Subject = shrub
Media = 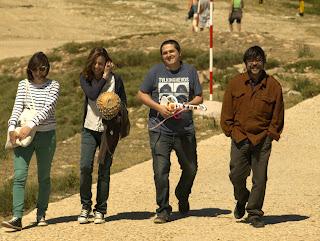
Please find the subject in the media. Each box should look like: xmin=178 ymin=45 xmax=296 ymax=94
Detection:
xmin=213 ymin=51 xmax=243 ymax=69
xmin=297 ymin=44 xmax=314 ymax=58
xmin=62 ymin=42 xmax=85 ymax=54
xmin=0 ymin=170 xmax=81 ymax=218
xmin=184 ymin=50 xmax=243 ymax=70
xmin=285 ymin=59 xmax=320 ymax=72
xmin=51 ymin=169 xmax=79 ymax=195
xmin=265 ymin=58 xmax=281 ymax=69
xmin=47 ymin=53 xmax=62 ymax=62
xmin=0 ymin=179 xmax=13 ymax=217
xmin=293 ymin=79 xmax=320 ymax=99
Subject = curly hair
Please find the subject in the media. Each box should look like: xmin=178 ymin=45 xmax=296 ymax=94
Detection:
xmin=81 ymin=47 xmax=112 ymax=81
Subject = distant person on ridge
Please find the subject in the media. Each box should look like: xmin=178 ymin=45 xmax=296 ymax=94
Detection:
xmin=229 ymin=0 xmax=244 ymax=32
xmin=137 ymin=39 xmax=203 ymax=224
xmin=198 ymin=0 xmax=211 ymax=31
xmin=191 ymin=0 xmax=212 ymax=32
xmin=299 ymin=0 xmax=304 ymax=17
xmin=186 ymin=0 xmax=197 ymax=20
xmin=220 ymin=46 xmax=284 ymax=228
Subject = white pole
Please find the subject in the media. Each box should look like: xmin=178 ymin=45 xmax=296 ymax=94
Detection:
xmin=209 ymin=0 xmax=213 ymax=101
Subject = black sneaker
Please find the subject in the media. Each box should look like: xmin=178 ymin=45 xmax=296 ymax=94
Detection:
xmin=234 ymin=202 xmax=246 ymax=219
xmin=1 ymin=217 xmax=22 ymax=231
xmin=154 ymin=212 xmax=170 ymax=224
xmin=246 ymin=215 xmax=265 ymax=228
xmin=178 ymin=200 xmax=190 ymax=215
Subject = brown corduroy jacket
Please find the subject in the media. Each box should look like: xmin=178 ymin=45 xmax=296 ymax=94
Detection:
xmin=220 ymin=72 xmax=284 ymax=146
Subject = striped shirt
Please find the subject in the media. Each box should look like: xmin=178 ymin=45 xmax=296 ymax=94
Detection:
xmin=8 ymin=79 xmax=60 ymax=132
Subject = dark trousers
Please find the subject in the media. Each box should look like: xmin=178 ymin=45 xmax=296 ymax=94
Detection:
xmin=80 ymin=128 xmax=112 ymax=214
xmin=149 ymin=131 xmax=198 ymax=214
xmin=229 ymin=137 xmax=272 ymax=216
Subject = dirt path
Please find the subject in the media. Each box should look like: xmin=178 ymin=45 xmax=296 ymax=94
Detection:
xmin=1 ymin=1 xmax=320 ymax=240
xmin=1 ymin=94 xmax=320 ymax=241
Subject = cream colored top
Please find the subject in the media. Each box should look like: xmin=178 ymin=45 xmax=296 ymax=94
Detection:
xmin=84 ymin=75 xmax=115 ymax=132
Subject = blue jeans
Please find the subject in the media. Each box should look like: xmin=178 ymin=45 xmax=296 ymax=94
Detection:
xmin=149 ymin=131 xmax=198 ymax=214
xmin=80 ymin=128 xmax=112 ymax=214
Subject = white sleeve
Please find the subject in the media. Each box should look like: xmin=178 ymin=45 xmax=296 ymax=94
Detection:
xmin=8 ymin=80 xmax=26 ymax=130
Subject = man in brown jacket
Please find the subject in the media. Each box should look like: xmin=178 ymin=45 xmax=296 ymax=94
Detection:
xmin=220 ymin=46 xmax=284 ymax=228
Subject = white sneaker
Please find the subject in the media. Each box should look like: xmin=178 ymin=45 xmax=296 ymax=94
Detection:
xmin=78 ymin=209 xmax=90 ymax=224
xmin=94 ymin=211 xmax=105 ymax=224
xmin=36 ymin=216 xmax=48 ymax=226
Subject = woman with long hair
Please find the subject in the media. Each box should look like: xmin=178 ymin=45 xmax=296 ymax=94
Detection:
xmin=78 ymin=47 xmax=127 ymax=224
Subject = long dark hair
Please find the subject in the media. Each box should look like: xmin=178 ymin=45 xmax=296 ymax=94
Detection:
xmin=81 ymin=47 xmax=112 ymax=81
xmin=26 ymin=52 xmax=50 ymax=81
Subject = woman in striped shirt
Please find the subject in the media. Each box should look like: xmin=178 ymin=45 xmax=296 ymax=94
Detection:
xmin=1 ymin=52 xmax=60 ymax=231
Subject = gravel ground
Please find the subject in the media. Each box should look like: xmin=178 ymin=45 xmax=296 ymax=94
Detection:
xmin=1 ymin=95 xmax=319 ymax=241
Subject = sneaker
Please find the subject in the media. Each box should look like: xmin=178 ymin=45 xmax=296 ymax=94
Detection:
xmin=234 ymin=202 xmax=246 ymax=219
xmin=246 ymin=215 xmax=265 ymax=228
xmin=36 ymin=215 xmax=48 ymax=226
xmin=154 ymin=212 xmax=170 ymax=224
xmin=1 ymin=217 xmax=22 ymax=231
xmin=78 ymin=209 xmax=90 ymax=224
xmin=94 ymin=211 xmax=105 ymax=224
xmin=178 ymin=200 xmax=190 ymax=215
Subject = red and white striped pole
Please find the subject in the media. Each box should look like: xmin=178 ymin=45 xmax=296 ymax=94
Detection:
xmin=209 ymin=0 xmax=214 ymax=101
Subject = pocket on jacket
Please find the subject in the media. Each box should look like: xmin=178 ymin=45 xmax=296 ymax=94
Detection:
xmin=255 ymin=95 xmax=274 ymax=115
xmin=232 ymin=91 xmax=245 ymax=113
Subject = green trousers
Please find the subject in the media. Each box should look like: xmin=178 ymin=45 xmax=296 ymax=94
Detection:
xmin=12 ymin=130 xmax=56 ymax=218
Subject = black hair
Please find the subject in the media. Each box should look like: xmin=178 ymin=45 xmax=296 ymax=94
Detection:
xmin=160 ymin=39 xmax=181 ymax=55
xmin=26 ymin=52 xmax=50 ymax=80
xmin=243 ymin=46 xmax=266 ymax=64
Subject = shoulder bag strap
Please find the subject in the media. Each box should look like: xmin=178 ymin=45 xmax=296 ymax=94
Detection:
xmin=25 ymin=79 xmax=36 ymax=111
